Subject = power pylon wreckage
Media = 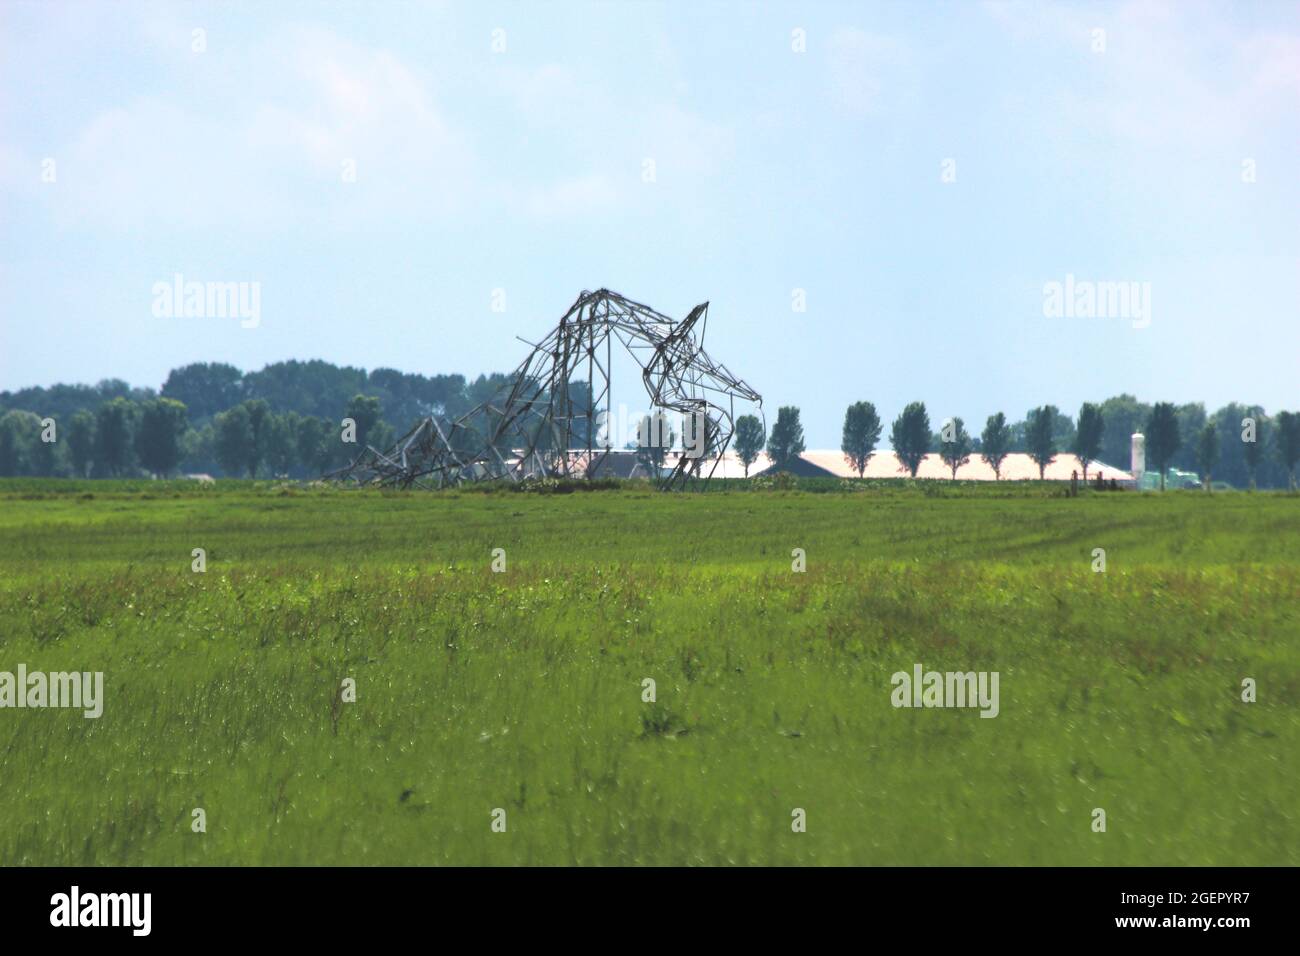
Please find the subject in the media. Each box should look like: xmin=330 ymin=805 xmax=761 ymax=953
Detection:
xmin=327 ymin=289 xmax=763 ymax=490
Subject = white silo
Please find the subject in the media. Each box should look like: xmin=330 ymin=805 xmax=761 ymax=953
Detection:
xmin=1130 ymin=432 xmax=1145 ymax=481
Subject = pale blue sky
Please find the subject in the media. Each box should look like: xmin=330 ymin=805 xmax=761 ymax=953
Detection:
xmin=2 ymin=0 xmax=1296 ymax=445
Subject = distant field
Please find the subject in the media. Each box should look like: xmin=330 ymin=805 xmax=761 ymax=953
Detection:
xmin=0 ymin=478 xmax=1296 ymax=865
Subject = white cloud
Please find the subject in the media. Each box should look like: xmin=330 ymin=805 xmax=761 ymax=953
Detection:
xmin=35 ymin=24 xmax=474 ymax=232
xmin=491 ymin=60 xmax=734 ymax=209
xmin=53 ymin=98 xmax=280 ymax=231
xmin=8 ymin=17 xmax=740 ymax=232
xmin=983 ymin=0 xmax=1300 ymax=147
xmin=1242 ymin=33 xmax=1300 ymax=102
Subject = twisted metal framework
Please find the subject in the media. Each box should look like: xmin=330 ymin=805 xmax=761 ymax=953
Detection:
xmin=328 ymin=289 xmax=763 ymax=490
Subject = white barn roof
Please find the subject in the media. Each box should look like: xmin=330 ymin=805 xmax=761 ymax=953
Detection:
xmin=669 ymin=450 xmax=1132 ymax=482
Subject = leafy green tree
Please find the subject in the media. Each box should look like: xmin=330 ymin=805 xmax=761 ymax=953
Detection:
xmin=246 ymin=360 xmax=367 ymax=421
xmin=0 ymin=383 xmax=102 ymax=427
xmin=980 ymin=412 xmax=1011 ymax=480
xmin=345 ymin=394 xmax=383 ymax=450
xmin=733 ymin=415 xmax=765 ymax=477
xmin=1073 ymin=402 xmax=1104 ymax=480
xmin=1026 ymin=405 xmax=1058 ymax=480
xmin=1098 ymin=394 xmax=1150 ymax=469
xmin=841 ymin=401 xmax=881 ymax=477
xmin=180 ymin=422 xmax=216 ymax=476
xmin=135 ymin=397 xmax=189 ymax=477
xmin=0 ymin=411 xmax=30 ymax=476
xmin=265 ymin=412 xmax=300 ymax=477
xmin=243 ymin=399 xmax=273 ymax=476
xmin=766 ymin=406 xmax=806 ymax=470
xmin=1195 ymin=422 xmax=1219 ymax=491
xmin=413 ymin=373 xmax=469 ymax=420
xmin=369 ymin=420 xmax=396 ymax=457
xmin=32 ymin=416 xmax=58 ymax=476
xmin=890 ymin=401 xmax=930 ymax=477
xmin=214 ymin=405 xmax=253 ymax=477
xmin=1208 ymin=403 xmax=1258 ymax=489
xmin=95 ymin=397 xmax=137 ymax=476
xmin=1275 ymin=410 xmax=1300 ymax=491
xmin=1172 ymin=403 xmax=1207 ymax=472
xmin=368 ymin=367 xmax=426 ymax=431
xmin=1011 ymin=406 xmax=1074 ymax=458
xmin=636 ymin=412 xmax=675 ymax=473
xmin=938 ymin=416 xmax=972 ymax=479
xmin=160 ymin=362 xmax=244 ymax=422
xmin=1241 ymin=411 xmax=1267 ymax=490
xmin=67 ymin=411 xmax=96 ymax=477
xmin=1145 ymin=402 xmax=1181 ymax=491
xmin=296 ymin=416 xmax=335 ymax=475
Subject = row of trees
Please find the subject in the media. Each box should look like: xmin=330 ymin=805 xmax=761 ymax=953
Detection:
xmin=0 ymin=394 xmax=399 ymax=479
xmin=0 ymin=398 xmax=189 ymax=479
xmin=0 ymin=361 xmax=604 ymax=479
xmin=726 ymin=401 xmax=1300 ymax=490
xmin=4 ymin=360 xmax=1297 ymax=487
xmin=0 ymin=361 xmax=497 ymax=434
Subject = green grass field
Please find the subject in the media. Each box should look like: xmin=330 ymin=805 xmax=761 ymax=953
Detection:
xmin=1 ymin=479 xmax=1296 ymax=865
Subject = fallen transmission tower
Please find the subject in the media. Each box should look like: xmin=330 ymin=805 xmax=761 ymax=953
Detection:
xmin=327 ymin=288 xmax=763 ymax=490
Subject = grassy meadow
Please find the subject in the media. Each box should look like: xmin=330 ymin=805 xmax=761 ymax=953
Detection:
xmin=0 ymin=478 xmax=1296 ymax=865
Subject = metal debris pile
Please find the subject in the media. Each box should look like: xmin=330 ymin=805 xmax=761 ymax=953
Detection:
xmin=328 ymin=289 xmax=762 ymax=490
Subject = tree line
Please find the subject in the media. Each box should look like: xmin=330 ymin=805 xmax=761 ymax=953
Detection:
xmin=729 ymin=400 xmax=1300 ymax=490
xmin=0 ymin=360 xmax=603 ymax=479
xmin=2 ymin=361 xmax=1296 ymax=488
xmin=0 ymin=393 xmax=396 ymax=480
xmin=0 ymin=360 xmax=503 ymax=479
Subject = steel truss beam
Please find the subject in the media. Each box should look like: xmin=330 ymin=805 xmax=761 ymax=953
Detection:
xmin=326 ymin=289 xmax=763 ymax=490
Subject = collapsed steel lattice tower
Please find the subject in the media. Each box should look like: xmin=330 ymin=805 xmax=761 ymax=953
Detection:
xmin=328 ymin=288 xmax=763 ymax=490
